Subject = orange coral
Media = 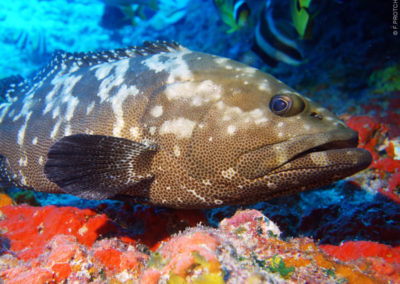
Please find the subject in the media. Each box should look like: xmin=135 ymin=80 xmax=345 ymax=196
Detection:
xmin=0 ymin=193 xmax=12 ymax=207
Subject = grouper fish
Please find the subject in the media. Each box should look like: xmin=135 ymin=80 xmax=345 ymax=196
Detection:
xmin=0 ymin=42 xmax=372 ymax=209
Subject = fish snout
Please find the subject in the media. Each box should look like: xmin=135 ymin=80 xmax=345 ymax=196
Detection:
xmin=236 ymin=127 xmax=371 ymax=181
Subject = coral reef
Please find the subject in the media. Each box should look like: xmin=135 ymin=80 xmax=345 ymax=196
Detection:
xmin=346 ymin=114 xmax=400 ymax=203
xmin=1 ymin=206 xmax=399 ymax=283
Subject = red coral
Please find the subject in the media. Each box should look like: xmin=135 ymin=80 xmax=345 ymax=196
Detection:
xmin=346 ymin=115 xmax=387 ymax=161
xmin=92 ymin=239 xmax=148 ymax=273
xmin=346 ymin=115 xmax=400 ymax=202
xmin=320 ymin=241 xmax=400 ymax=264
xmin=0 ymin=205 xmax=117 ymax=260
xmin=373 ymin=157 xmax=400 ymax=174
xmin=320 ymin=241 xmax=400 ymax=282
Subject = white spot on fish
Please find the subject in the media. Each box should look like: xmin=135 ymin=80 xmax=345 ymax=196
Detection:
xmin=68 ymin=64 xmax=79 ymax=73
xmin=277 ymin=122 xmax=284 ymax=127
xmin=20 ymin=176 xmax=27 ymax=186
xmin=173 ymin=145 xmax=181 ymax=157
xmin=214 ymin=199 xmax=223 ymax=205
xmin=221 ymin=168 xmax=237 ymax=179
xmin=220 ymin=103 xmax=268 ymax=125
xmin=86 ymin=101 xmax=95 ymax=115
xmin=64 ymin=124 xmax=72 ymax=136
xmin=41 ymin=74 xmax=82 ymax=129
xmin=38 ymin=156 xmax=44 ymax=166
xmin=129 ymin=127 xmax=141 ymax=140
xmin=50 ymin=119 xmax=62 ymax=139
xmin=202 ymin=179 xmax=212 ymax=186
xmin=17 ymin=112 xmax=32 ymax=146
xmin=149 ymin=126 xmax=157 ymax=136
xmin=258 ymin=80 xmax=270 ymax=91
xmin=52 ymin=105 xmax=60 ymax=119
xmin=243 ymin=67 xmax=256 ymax=74
xmin=227 ymin=125 xmax=236 ymax=135
xmin=64 ymin=96 xmax=79 ymax=122
xmin=249 ymin=109 xmax=268 ymax=124
xmin=93 ymin=62 xmax=117 ymax=80
xmin=214 ymin=57 xmax=228 ymax=65
xmin=165 ymin=80 xmax=222 ymax=106
xmin=32 ymin=137 xmax=38 ymax=145
xmin=187 ymin=189 xmax=206 ymax=202
xmin=142 ymin=49 xmax=192 ymax=84
xmin=13 ymin=88 xmax=35 ymax=122
xmin=95 ymin=59 xmax=130 ymax=103
xmin=159 ymin=117 xmax=196 ymax=139
xmin=0 ymin=103 xmax=11 ymax=123
xmin=150 ymin=105 xmax=163 ymax=118
xmin=18 ymin=156 xmax=28 ymax=167
xmin=109 ymin=84 xmax=139 ymax=137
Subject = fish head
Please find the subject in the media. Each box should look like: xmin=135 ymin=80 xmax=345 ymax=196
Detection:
xmin=186 ymin=59 xmax=372 ymax=204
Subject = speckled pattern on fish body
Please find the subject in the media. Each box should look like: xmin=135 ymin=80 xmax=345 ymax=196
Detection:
xmin=0 ymin=42 xmax=371 ymax=208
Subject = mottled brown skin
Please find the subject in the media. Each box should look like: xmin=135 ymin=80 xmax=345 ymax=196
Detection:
xmin=0 ymin=43 xmax=372 ymax=208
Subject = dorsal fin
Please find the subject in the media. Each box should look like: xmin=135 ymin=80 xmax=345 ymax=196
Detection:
xmin=1 ymin=41 xmax=185 ymax=102
xmin=0 ymin=75 xmax=27 ymax=103
xmin=31 ymin=41 xmax=184 ymax=84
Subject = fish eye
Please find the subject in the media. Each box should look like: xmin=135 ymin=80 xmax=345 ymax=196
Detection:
xmin=269 ymin=93 xmax=305 ymax=117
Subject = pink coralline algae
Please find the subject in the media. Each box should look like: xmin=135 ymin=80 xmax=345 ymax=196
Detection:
xmin=0 ymin=205 xmax=399 ymax=283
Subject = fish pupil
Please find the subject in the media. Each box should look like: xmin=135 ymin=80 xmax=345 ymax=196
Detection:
xmin=271 ymin=97 xmax=288 ymax=113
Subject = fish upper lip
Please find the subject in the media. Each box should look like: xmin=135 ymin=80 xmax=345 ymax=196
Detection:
xmin=289 ymin=131 xmax=359 ymax=160
xmin=237 ymin=128 xmax=361 ymax=180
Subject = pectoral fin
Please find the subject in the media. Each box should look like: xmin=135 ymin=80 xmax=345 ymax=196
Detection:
xmin=44 ymin=134 xmax=158 ymax=200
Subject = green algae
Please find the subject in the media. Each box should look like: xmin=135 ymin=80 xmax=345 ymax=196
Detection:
xmin=268 ymin=254 xmax=295 ymax=278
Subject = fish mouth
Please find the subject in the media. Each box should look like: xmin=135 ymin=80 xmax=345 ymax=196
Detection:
xmin=237 ymin=129 xmax=372 ymax=180
xmin=285 ymin=135 xmax=359 ymax=162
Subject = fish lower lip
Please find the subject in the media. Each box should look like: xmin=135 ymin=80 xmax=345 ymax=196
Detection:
xmin=276 ymin=147 xmax=372 ymax=173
